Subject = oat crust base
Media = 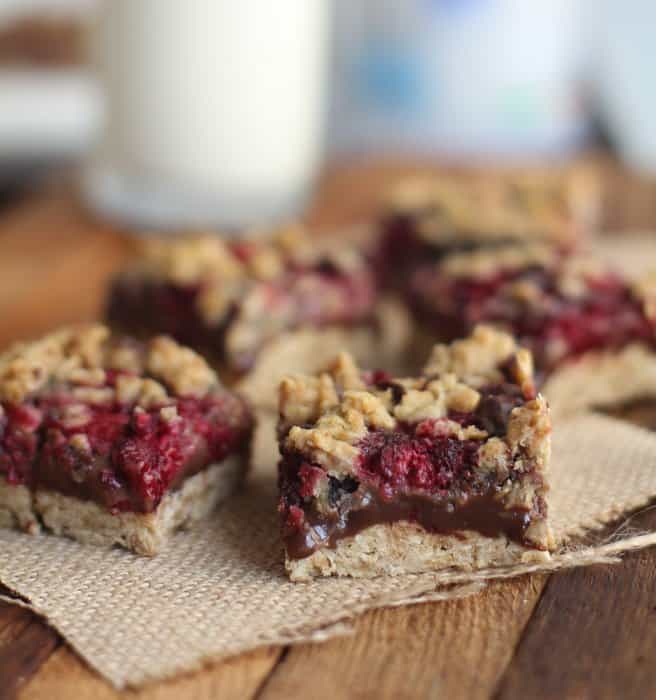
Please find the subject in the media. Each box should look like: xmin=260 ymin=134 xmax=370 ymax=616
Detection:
xmin=286 ymin=520 xmax=550 ymax=581
xmin=0 ymin=479 xmax=39 ymax=534
xmin=0 ymin=454 xmax=245 ymax=555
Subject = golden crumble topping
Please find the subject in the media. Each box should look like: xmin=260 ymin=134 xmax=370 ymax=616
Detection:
xmin=58 ymin=403 xmax=92 ymax=429
xmin=0 ymin=324 xmax=219 ymax=404
xmin=68 ymin=433 xmax=92 ymax=455
xmin=506 ymin=396 xmax=551 ymax=466
xmin=434 ymin=242 xmax=610 ymax=300
xmin=506 ymin=349 xmax=535 ymax=398
xmin=278 ymin=352 xmax=366 ymax=428
xmin=0 ymin=325 xmax=109 ymax=403
xmin=139 ymin=236 xmax=245 ymax=286
xmin=423 ymin=325 xmax=518 ymax=387
xmin=439 ymin=243 xmax=556 ymax=279
xmin=279 ymin=326 xmax=546 ymax=481
xmin=555 ymin=254 xmax=609 ymax=298
xmin=633 ymin=270 xmax=656 ymax=322
xmin=431 ymin=245 xmax=656 ymax=330
xmin=145 ymin=336 xmax=217 ymax=398
xmin=385 ymin=165 xmax=598 ymax=246
xmin=125 ymin=226 xmax=369 ymax=326
xmin=329 ymin=352 xmax=366 ymax=392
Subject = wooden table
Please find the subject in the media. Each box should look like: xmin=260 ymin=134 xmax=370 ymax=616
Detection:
xmin=0 ymin=171 xmax=655 ymax=700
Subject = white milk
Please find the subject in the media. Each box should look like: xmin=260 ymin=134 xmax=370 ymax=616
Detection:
xmin=84 ymin=0 xmax=329 ymax=230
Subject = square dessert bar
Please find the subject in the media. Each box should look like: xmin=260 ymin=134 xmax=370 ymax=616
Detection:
xmin=378 ymin=166 xmax=599 ymax=284
xmin=0 ymin=325 xmax=253 ymax=555
xmin=106 ymin=226 xmax=409 ymax=408
xmin=277 ymin=326 xmax=552 ymax=580
xmin=408 ymin=243 xmax=656 ymax=417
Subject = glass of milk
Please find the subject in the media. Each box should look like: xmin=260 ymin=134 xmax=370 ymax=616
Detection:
xmin=83 ymin=0 xmax=329 ymax=231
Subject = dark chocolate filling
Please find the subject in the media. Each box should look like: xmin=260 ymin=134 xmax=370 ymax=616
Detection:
xmin=284 ymin=484 xmax=536 ymax=560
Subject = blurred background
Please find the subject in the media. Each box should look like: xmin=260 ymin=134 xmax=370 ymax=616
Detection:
xmin=1 ymin=0 xmax=656 ymax=231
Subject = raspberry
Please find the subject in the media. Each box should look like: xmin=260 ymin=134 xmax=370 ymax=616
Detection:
xmin=356 ymin=428 xmax=480 ymax=498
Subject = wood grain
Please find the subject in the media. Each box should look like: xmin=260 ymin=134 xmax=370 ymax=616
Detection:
xmin=0 ymin=603 xmax=33 ymax=649
xmin=258 ymin=577 xmax=547 ymax=700
xmin=19 ymin=646 xmax=282 ymax=700
xmin=0 ymin=185 xmax=130 ymax=348
xmin=0 ymin=603 xmax=59 ymax=700
xmin=496 ymin=508 xmax=656 ymax=700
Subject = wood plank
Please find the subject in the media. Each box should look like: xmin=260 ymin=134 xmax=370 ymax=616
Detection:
xmin=0 ymin=603 xmax=33 ymax=649
xmin=19 ymin=645 xmax=282 ymax=700
xmin=0 ymin=612 xmax=59 ymax=700
xmin=258 ymin=576 xmax=547 ymax=700
xmin=496 ymin=507 xmax=656 ymax=700
xmin=0 ymin=188 xmax=131 ymax=348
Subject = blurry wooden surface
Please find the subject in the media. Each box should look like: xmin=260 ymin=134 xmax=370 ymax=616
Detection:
xmin=0 ymin=170 xmax=655 ymax=700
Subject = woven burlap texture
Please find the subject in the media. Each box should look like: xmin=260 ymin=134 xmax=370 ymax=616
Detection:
xmin=2 ymin=412 xmax=656 ymax=688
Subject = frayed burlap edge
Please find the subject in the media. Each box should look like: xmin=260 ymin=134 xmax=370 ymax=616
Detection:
xmin=0 ymin=582 xmax=485 ymax=688
xmin=3 ymin=529 xmax=656 ymax=690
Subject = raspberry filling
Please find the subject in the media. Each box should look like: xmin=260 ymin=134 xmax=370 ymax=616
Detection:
xmin=355 ymin=428 xmax=481 ymax=500
xmin=279 ymin=385 xmax=541 ymax=560
xmin=0 ymin=375 xmax=252 ymax=513
xmin=410 ymin=265 xmax=656 ymax=373
xmin=107 ymin=262 xmax=378 ymax=372
xmin=0 ymin=403 xmax=42 ymax=485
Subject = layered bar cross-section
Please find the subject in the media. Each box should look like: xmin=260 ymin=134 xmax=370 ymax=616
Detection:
xmin=408 ymin=243 xmax=656 ymax=416
xmin=0 ymin=324 xmax=253 ymax=554
xmin=107 ymin=226 xmax=409 ymax=408
xmin=277 ymin=326 xmax=552 ymax=580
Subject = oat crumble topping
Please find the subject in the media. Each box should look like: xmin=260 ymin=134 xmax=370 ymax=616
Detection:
xmin=415 ymin=245 xmax=656 ymax=360
xmin=140 ymin=235 xmax=245 ymax=286
xmin=0 ymin=324 xmax=219 ymax=403
xmin=385 ymin=166 xmax=598 ymax=245
xmin=125 ymin=226 xmax=370 ymax=327
xmin=69 ymin=433 xmax=91 ymax=455
xmin=634 ymin=271 xmax=656 ymax=322
xmin=280 ymin=326 xmax=546 ymax=480
xmin=432 ymin=243 xmax=611 ymax=303
xmin=145 ymin=336 xmax=217 ymax=398
xmin=439 ymin=243 xmax=556 ymax=279
xmin=423 ymin=325 xmax=518 ymax=386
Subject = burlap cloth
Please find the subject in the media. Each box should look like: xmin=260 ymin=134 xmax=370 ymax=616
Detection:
xmin=2 ymin=412 xmax=656 ymax=689
xmin=1 ymin=235 xmax=656 ymax=689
